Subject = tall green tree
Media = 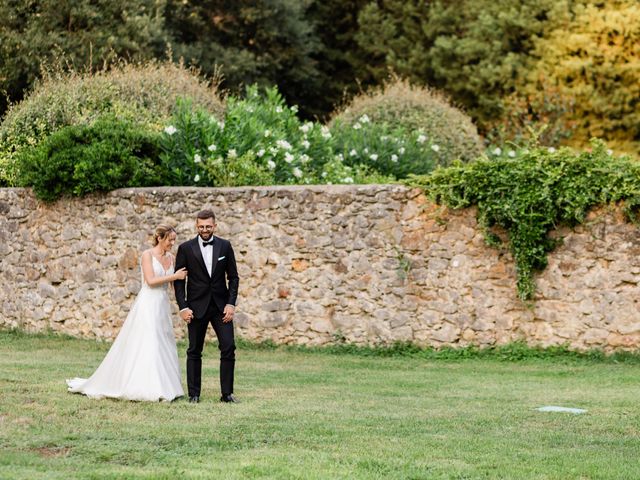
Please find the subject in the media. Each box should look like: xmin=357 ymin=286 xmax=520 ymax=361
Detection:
xmin=306 ymin=0 xmax=372 ymax=119
xmin=520 ymin=0 xmax=640 ymax=155
xmin=0 ymin=0 xmax=167 ymax=118
xmin=164 ymin=0 xmax=324 ymax=118
xmin=355 ymin=0 xmax=575 ymax=127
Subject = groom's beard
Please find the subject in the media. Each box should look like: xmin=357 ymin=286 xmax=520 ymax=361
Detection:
xmin=199 ymin=232 xmax=213 ymax=241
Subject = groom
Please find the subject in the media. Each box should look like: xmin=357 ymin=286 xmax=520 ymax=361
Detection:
xmin=174 ymin=209 xmax=240 ymax=404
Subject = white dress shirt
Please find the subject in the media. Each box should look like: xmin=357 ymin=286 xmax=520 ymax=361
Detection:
xmin=199 ymin=236 xmax=213 ymax=276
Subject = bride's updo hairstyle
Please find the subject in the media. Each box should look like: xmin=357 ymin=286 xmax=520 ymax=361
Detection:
xmin=153 ymin=224 xmax=176 ymax=246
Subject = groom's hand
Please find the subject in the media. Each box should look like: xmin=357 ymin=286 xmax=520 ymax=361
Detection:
xmin=222 ymin=304 xmax=235 ymax=323
xmin=180 ymin=308 xmax=194 ymax=324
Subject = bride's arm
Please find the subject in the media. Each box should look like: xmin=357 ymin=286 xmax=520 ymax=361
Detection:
xmin=141 ymin=251 xmax=184 ymax=286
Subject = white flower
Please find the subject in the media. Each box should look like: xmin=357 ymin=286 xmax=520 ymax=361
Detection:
xmin=194 ymin=154 xmax=202 ymax=163
xmin=431 ymin=144 xmax=441 ymax=153
xmin=391 ymin=154 xmax=399 ymax=163
xmin=337 ymin=153 xmax=344 ymax=161
xmin=193 ymin=174 xmax=200 ymax=182
xmin=292 ymin=167 xmax=302 ymax=178
xmin=399 ymin=147 xmax=406 ymax=155
xmin=381 ymin=136 xmax=388 ymax=141
xmin=164 ymin=125 xmax=177 ymax=135
xmin=321 ymin=126 xmax=332 ymax=139
xmin=284 ymin=152 xmax=295 ymax=163
xmin=352 ymin=123 xmax=362 ymax=130
xmin=218 ymin=121 xmax=225 ymax=130
xmin=257 ymin=149 xmax=265 ymax=158
xmin=228 ymin=149 xmax=237 ymax=159
xmin=349 ymin=149 xmax=358 ymax=157
xmin=492 ymin=147 xmax=502 ymax=156
xmin=321 ymin=171 xmax=327 ymax=178
xmin=269 ymin=146 xmax=279 ymax=155
xmin=299 ymin=123 xmax=313 ymax=134
xmin=291 ymin=105 xmax=299 ymax=113
xmin=343 ymin=177 xmax=354 ymax=184
xmin=359 ymin=114 xmax=370 ymax=124
xmin=275 ymin=106 xmax=283 ymax=113
xmin=208 ymin=144 xmax=217 ymax=152
xmin=508 ymin=150 xmax=516 ymax=158
xmin=246 ymin=106 xmax=254 ymax=113
xmin=229 ymin=171 xmax=236 ymax=178
xmin=370 ymin=154 xmax=379 ymax=161
xmin=364 ymin=148 xmax=369 ymax=154
xmin=264 ymin=130 xmax=271 ymax=138
xmin=548 ymin=147 xmax=556 ymax=153
xmin=417 ymin=134 xmax=427 ymax=144
xmin=276 ymin=139 xmax=292 ymax=151
xmin=301 ymin=140 xmax=311 ymax=149
xmin=607 ymin=149 xmax=613 ymax=156
xmin=267 ymin=160 xmax=276 ymax=170
xmin=300 ymin=154 xmax=310 ymax=163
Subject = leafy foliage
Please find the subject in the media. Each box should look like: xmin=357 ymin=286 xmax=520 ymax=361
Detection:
xmin=484 ymin=83 xmax=577 ymax=148
xmin=0 ymin=61 xmax=223 ymax=186
xmin=159 ymin=87 xmax=391 ymax=187
xmin=331 ymin=78 xmax=483 ymax=173
xmin=164 ymin=0 xmax=325 ymax=119
xmin=0 ymin=0 xmax=166 ymax=116
xmin=409 ymin=140 xmax=640 ymax=299
xmin=16 ymin=116 xmax=161 ymax=201
xmin=519 ymin=0 xmax=640 ymax=156
xmin=306 ymin=0 xmax=373 ymax=120
xmin=355 ymin=0 xmax=571 ymax=127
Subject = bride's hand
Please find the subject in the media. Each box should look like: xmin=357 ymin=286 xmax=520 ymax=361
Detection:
xmin=174 ymin=267 xmax=188 ymax=280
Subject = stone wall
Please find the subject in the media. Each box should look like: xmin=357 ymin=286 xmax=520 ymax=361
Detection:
xmin=1 ymin=186 xmax=639 ymax=350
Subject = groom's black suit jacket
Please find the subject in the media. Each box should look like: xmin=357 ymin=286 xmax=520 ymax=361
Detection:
xmin=174 ymin=235 xmax=239 ymax=318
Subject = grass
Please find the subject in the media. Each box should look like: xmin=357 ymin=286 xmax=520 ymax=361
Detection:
xmin=1 ymin=330 xmax=640 ymax=479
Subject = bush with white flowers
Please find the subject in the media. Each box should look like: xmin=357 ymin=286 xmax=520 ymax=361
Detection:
xmin=159 ymin=85 xmax=389 ymax=186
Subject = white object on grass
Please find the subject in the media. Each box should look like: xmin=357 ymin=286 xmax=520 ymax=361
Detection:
xmin=536 ymin=406 xmax=587 ymax=414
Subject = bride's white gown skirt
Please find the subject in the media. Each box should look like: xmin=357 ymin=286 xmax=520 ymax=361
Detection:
xmin=67 ymin=278 xmax=184 ymax=402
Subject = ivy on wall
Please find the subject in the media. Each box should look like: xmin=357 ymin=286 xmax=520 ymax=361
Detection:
xmin=408 ymin=141 xmax=640 ymax=299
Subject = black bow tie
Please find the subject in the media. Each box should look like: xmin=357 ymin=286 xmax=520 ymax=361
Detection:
xmin=202 ymin=240 xmax=214 ymax=247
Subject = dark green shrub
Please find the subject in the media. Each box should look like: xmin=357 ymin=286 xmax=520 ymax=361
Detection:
xmin=17 ymin=116 xmax=162 ymax=201
xmin=330 ymin=79 xmax=483 ymax=177
xmin=409 ymin=140 xmax=640 ymax=300
xmin=0 ymin=61 xmax=224 ymax=186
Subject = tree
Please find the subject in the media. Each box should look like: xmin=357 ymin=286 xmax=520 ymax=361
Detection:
xmin=306 ymin=0 xmax=372 ymax=119
xmin=0 ymin=0 xmax=167 ymax=118
xmin=520 ymin=0 xmax=640 ymax=155
xmin=355 ymin=0 xmax=573 ymax=128
xmin=164 ymin=0 xmax=324 ymax=118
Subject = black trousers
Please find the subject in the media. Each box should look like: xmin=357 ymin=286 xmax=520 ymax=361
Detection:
xmin=186 ymin=301 xmax=235 ymax=397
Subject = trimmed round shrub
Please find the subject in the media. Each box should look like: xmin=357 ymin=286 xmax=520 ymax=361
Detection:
xmin=17 ymin=116 xmax=162 ymax=202
xmin=0 ymin=61 xmax=224 ymax=186
xmin=329 ymin=78 xmax=483 ymax=174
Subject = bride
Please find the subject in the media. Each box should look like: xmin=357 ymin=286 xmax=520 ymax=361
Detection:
xmin=67 ymin=224 xmax=187 ymax=401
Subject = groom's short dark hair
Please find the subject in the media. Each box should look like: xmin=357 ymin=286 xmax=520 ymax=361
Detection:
xmin=197 ymin=209 xmax=216 ymax=221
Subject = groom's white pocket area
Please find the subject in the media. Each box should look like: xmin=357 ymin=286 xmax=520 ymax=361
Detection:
xmin=218 ymin=256 xmax=226 ymax=261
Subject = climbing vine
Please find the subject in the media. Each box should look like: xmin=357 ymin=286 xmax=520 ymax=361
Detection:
xmin=407 ymin=141 xmax=640 ymax=299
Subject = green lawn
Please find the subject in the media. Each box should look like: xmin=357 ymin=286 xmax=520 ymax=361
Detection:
xmin=1 ymin=330 xmax=639 ymax=479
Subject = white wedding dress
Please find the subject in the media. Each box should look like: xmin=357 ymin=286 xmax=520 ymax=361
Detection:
xmin=66 ymin=256 xmax=184 ymax=401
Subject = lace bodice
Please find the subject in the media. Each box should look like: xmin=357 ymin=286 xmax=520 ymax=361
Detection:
xmin=141 ymin=255 xmax=174 ymax=290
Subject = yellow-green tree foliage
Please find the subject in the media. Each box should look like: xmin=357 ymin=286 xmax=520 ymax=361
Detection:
xmin=521 ymin=1 xmax=639 ymax=155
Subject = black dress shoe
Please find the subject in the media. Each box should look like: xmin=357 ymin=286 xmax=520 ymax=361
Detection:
xmin=189 ymin=396 xmax=200 ymax=403
xmin=220 ymin=394 xmax=238 ymax=403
